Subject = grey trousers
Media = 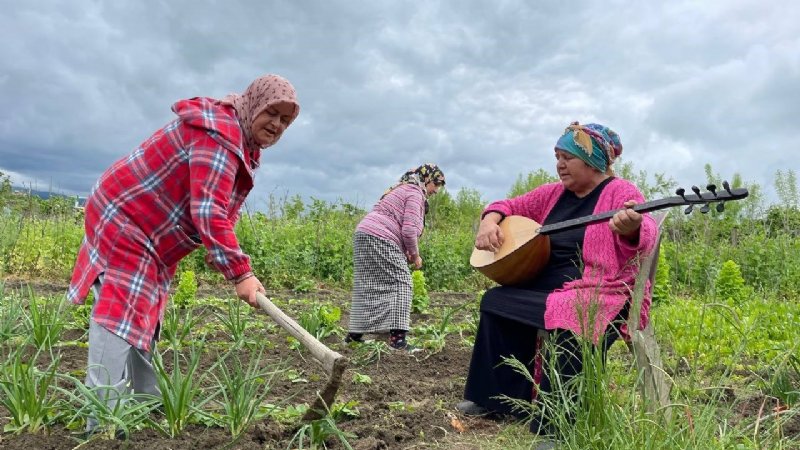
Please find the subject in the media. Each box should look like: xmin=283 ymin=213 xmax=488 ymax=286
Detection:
xmin=85 ymin=277 xmax=160 ymax=431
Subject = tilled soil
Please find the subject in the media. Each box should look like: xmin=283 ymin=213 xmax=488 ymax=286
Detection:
xmin=1 ymin=280 xmax=797 ymax=449
xmin=0 ymin=285 xmax=503 ymax=449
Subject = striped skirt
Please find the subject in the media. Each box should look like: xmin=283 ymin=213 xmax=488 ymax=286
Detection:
xmin=349 ymin=231 xmax=412 ymax=333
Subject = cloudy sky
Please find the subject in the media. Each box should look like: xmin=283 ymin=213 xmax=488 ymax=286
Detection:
xmin=1 ymin=1 xmax=797 ymax=211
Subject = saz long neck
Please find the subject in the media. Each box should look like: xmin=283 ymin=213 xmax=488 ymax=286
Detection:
xmin=537 ymin=198 xmax=673 ymax=235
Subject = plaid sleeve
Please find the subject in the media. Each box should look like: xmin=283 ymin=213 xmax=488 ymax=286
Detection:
xmin=188 ymin=144 xmax=252 ymax=280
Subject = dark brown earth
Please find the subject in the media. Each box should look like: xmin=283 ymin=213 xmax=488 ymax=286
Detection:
xmin=0 ymin=280 xmax=506 ymax=449
xmin=0 ymin=279 xmax=797 ymax=449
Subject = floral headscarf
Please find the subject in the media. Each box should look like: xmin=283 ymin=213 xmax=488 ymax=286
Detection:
xmin=220 ymin=74 xmax=300 ymax=157
xmin=381 ymin=163 xmax=446 ymax=200
xmin=554 ymin=122 xmax=623 ymax=173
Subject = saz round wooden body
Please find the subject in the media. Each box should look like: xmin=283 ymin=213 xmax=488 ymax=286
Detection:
xmin=469 ymin=215 xmax=551 ymax=286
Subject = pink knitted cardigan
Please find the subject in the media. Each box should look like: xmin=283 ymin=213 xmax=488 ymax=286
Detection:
xmin=483 ymin=178 xmax=658 ymax=341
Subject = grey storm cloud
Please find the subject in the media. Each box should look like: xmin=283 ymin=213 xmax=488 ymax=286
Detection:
xmin=1 ymin=0 xmax=797 ymax=209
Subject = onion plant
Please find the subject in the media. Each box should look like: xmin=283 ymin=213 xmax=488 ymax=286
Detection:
xmin=160 ymin=301 xmax=206 ymax=349
xmin=207 ymin=348 xmax=286 ymax=440
xmin=288 ymin=414 xmax=356 ymax=450
xmin=58 ymin=372 xmax=160 ymax=440
xmin=0 ymin=346 xmax=62 ymax=434
xmin=23 ymin=290 xmax=67 ymax=351
xmin=151 ymin=341 xmax=212 ymax=437
xmin=215 ymin=297 xmax=250 ymax=345
xmin=350 ymin=340 xmax=391 ymax=367
xmin=0 ymin=284 xmax=24 ymax=345
xmin=412 ymin=303 xmax=466 ymax=354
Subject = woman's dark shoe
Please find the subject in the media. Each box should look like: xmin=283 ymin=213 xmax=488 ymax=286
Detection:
xmin=344 ymin=333 xmax=364 ymax=344
xmin=389 ymin=340 xmax=422 ymax=353
xmin=456 ymin=400 xmax=490 ymax=416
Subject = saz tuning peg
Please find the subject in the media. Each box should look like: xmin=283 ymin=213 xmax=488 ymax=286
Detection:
xmin=716 ymin=202 xmax=725 ymax=212
xmin=692 ymin=185 xmax=702 ymax=198
xmin=700 ymin=203 xmax=710 ymax=214
xmin=685 ymin=204 xmax=694 ymax=214
xmin=706 ymin=184 xmax=717 ymax=197
xmin=676 ymin=187 xmax=687 ymax=201
xmin=723 ymin=180 xmax=733 ymax=195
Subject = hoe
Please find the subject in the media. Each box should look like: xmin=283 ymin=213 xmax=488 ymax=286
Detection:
xmin=255 ymin=292 xmax=348 ymax=421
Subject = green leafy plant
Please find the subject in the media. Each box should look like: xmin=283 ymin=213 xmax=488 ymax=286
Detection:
xmin=0 ymin=284 xmax=24 ymax=344
xmin=59 ymin=373 xmax=159 ymax=440
xmin=69 ymin=290 xmax=93 ymax=330
xmin=265 ymin=403 xmax=307 ymax=424
xmin=151 ymin=342 xmax=212 ymax=437
xmin=298 ymin=302 xmax=342 ymax=340
xmin=208 ymin=349 xmax=285 ymax=440
xmin=293 ymin=276 xmax=316 ymax=293
xmin=387 ymin=401 xmax=414 ymax=412
xmin=758 ymin=350 xmax=800 ymax=408
xmin=351 ymin=373 xmax=372 ymax=385
xmin=288 ymin=414 xmax=356 ymax=450
xmin=0 ymin=348 xmax=62 ymax=434
xmin=651 ymin=244 xmax=672 ymax=304
xmin=173 ymin=270 xmax=197 ymax=309
xmin=23 ymin=291 xmax=67 ymax=350
xmin=351 ymin=340 xmax=391 ymax=367
xmin=715 ymin=259 xmax=747 ymax=302
xmin=215 ymin=298 xmax=251 ymax=345
xmin=160 ymin=301 xmax=206 ymax=349
xmin=411 ymin=270 xmax=430 ymax=313
xmin=414 ymin=303 xmax=467 ymax=354
xmin=329 ymin=400 xmax=360 ymax=421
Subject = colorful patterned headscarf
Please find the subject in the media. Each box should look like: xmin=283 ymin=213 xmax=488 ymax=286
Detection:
xmin=221 ymin=74 xmax=300 ymax=154
xmin=381 ymin=163 xmax=446 ymax=200
xmin=554 ymin=122 xmax=623 ymax=173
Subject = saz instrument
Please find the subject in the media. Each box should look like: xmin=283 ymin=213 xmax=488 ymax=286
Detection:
xmin=470 ymin=182 xmax=749 ymax=286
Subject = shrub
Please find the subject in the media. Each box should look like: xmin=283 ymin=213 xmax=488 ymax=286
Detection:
xmin=173 ymin=270 xmax=197 ymax=309
xmin=651 ymin=244 xmax=671 ymax=304
xmin=411 ymin=270 xmax=430 ymax=313
xmin=715 ymin=260 xmax=746 ymax=302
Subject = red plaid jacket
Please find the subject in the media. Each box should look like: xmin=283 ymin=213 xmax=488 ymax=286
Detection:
xmin=67 ymin=97 xmax=258 ymax=350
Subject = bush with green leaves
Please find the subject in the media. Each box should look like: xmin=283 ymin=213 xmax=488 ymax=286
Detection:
xmin=173 ymin=270 xmax=197 ymax=309
xmin=0 ymin=163 xmax=795 ymax=302
xmin=651 ymin=243 xmax=671 ymax=304
xmin=411 ymin=270 xmax=430 ymax=313
xmin=657 ymin=291 xmax=798 ymax=371
xmin=714 ymin=259 xmax=747 ymax=303
xmin=298 ymin=302 xmax=342 ymax=340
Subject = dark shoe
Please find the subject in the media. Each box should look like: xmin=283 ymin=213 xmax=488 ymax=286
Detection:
xmin=389 ymin=340 xmax=421 ymax=353
xmin=456 ymin=400 xmax=490 ymax=416
xmin=345 ymin=333 xmax=364 ymax=344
